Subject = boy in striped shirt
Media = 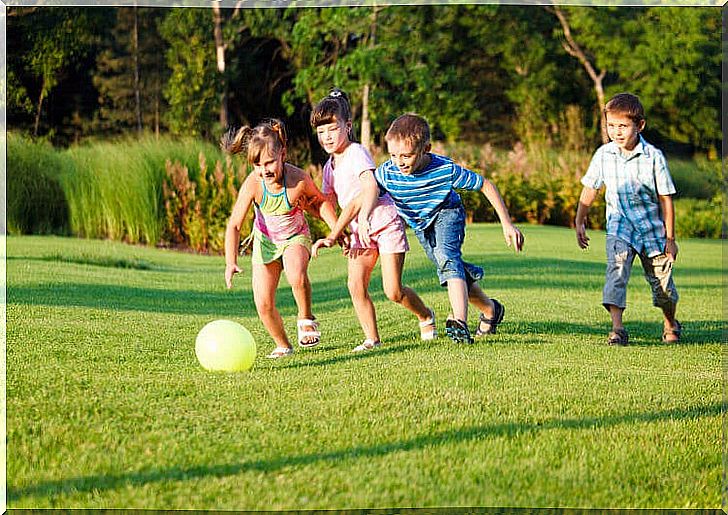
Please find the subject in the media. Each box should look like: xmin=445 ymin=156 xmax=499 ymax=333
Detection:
xmin=575 ymin=93 xmax=681 ymax=346
xmin=361 ymin=113 xmax=524 ymax=344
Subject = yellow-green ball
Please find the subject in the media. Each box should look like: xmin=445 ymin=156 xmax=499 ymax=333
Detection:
xmin=195 ymin=320 xmax=256 ymax=372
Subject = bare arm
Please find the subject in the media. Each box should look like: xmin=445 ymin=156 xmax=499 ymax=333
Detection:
xmin=224 ymin=176 xmax=256 ymax=288
xmin=480 ymin=177 xmax=524 ymax=252
xmin=575 ymin=186 xmax=597 ymax=249
xmin=299 ymin=174 xmax=339 ymax=231
xmin=659 ymin=194 xmax=678 ymax=261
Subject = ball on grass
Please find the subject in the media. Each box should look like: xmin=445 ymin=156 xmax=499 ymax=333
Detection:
xmin=195 ymin=319 xmax=256 ymax=372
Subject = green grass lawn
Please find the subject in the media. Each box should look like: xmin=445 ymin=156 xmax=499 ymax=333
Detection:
xmin=5 ymin=225 xmax=722 ymax=510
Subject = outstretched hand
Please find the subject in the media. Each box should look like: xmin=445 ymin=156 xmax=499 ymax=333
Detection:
xmin=225 ymin=263 xmax=242 ymax=289
xmin=312 ymin=238 xmax=335 ymax=258
xmin=503 ymin=223 xmax=524 ymax=252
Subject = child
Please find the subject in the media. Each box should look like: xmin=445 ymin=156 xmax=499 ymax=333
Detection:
xmin=221 ymin=119 xmax=338 ymax=358
xmin=309 ymin=89 xmax=436 ymax=352
xmin=363 ymin=113 xmax=524 ymax=344
xmin=575 ymin=92 xmax=680 ymax=345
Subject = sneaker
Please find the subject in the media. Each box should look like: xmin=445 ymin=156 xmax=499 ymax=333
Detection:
xmin=446 ymin=318 xmax=473 ymax=344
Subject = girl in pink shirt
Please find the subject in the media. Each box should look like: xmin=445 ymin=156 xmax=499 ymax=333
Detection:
xmin=310 ymin=89 xmax=436 ymax=352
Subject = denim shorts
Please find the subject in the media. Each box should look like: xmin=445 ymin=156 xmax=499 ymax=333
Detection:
xmin=414 ymin=204 xmax=483 ymax=287
xmin=603 ymin=235 xmax=678 ymax=309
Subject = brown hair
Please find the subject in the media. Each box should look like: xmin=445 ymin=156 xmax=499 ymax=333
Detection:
xmin=385 ymin=113 xmax=430 ymax=153
xmin=220 ymin=118 xmax=287 ymax=164
xmin=310 ymin=87 xmax=352 ymax=128
xmin=604 ymin=93 xmax=645 ymax=123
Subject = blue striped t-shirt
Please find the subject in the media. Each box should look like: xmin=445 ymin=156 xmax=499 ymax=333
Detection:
xmin=375 ymin=153 xmax=484 ymax=231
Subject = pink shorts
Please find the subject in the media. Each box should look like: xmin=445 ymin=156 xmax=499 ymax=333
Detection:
xmin=349 ymin=216 xmax=409 ymax=254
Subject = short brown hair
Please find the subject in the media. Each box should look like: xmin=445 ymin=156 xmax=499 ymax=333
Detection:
xmin=604 ymin=93 xmax=645 ymax=123
xmin=385 ymin=113 xmax=430 ymax=153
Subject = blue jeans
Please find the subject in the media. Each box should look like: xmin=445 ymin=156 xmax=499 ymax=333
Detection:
xmin=415 ymin=205 xmax=483 ymax=287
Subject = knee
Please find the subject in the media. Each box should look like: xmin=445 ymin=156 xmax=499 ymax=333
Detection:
xmin=383 ymin=283 xmax=405 ymax=303
xmin=254 ymin=297 xmax=276 ymax=316
xmin=287 ymin=272 xmax=309 ymax=292
xmin=348 ymin=278 xmax=368 ymax=301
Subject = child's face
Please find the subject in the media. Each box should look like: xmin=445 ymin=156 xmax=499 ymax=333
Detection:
xmin=386 ymin=138 xmax=431 ymax=175
xmin=315 ymin=118 xmax=351 ymax=155
xmin=254 ymin=148 xmax=285 ymax=186
xmin=606 ymin=112 xmax=645 ymax=153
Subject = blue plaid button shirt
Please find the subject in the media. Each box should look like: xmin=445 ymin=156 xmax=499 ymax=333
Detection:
xmin=581 ymin=135 xmax=676 ymax=257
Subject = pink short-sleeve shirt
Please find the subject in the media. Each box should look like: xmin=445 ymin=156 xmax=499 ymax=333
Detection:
xmin=322 ymin=143 xmax=408 ymax=253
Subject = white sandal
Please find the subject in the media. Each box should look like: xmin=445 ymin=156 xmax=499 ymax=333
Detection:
xmin=419 ymin=307 xmax=437 ymax=341
xmin=266 ymin=347 xmax=293 ymax=359
xmin=297 ymin=318 xmax=321 ymax=348
xmin=352 ymin=339 xmax=381 ymax=353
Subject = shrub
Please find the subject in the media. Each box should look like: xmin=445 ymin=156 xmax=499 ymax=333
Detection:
xmin=669 ymin=156 xmax=721 ymax=200
xmin=674 ymin=195 xmax=722 ymax=239
xmin=162 ymin=153 xmax=246 ymax=254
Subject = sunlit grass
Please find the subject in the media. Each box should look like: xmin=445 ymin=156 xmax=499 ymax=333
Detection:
xmin=6 ymin=226 xmax=722 ymax=510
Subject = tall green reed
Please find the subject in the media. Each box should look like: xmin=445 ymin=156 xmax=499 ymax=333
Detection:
xmin=62 ymin=135 xmax=226 ymax=244
xmin=7 ymin=133 xmax=72 ymax=235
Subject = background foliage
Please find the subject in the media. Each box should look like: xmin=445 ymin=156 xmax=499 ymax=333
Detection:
xmin=8 ymin=5 xmax=720 ymax=154
xmin=7 ymin=5 xmax=722 ymax=249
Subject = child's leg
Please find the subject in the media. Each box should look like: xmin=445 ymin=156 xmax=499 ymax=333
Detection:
xmin=468 ymin=283 xmax=507 ymax=336
xmin=638 ymin=252 xmax=680 ymax=341
xmin=281 ymin=244 xmax=319 ymax=345
xmin=468 ymin=283 xmax=495 ymax=316
xmin=347 ymin=249 xmax=380 ymax=342
xmin=603 ymin=236 xmax=636 ymax=329
xmin=607 ymin=304 xmax=625 ymax=330
xmin=281 ymin=244 xmax=313 ymax=319
xmin=251 ymin=261 xmax=290 ymax=349
xmin=379 ymin=252 xmax=431 ymax=321
xmin=602 ymin=236 xmax=635 ymax=345
xmin=446 ymin=278 xmax=469 ymax=322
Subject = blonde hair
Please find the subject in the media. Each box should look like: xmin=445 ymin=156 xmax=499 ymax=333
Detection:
xmin=604 ymin=93 xmax=645 ymax=123
xmin=385 ymin=113 xmax=430 ymax=153
xmin=220 ymin=118 xmax=287 ymax=164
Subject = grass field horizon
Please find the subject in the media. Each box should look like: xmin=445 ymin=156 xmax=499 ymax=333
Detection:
xmin=5 ymin=224 xmax=722 ymax=510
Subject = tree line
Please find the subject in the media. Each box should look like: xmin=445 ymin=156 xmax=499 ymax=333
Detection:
xmin=8 ymin=4 xmax=721 ymax=160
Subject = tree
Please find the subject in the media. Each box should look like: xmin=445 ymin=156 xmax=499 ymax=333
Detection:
xmin=159 ymin=8 xmax=220 ymax=138
xmin=623 ymin=7 xmax=720 ymax=154
xmin=547 ymin=5 xmax=641 ymax=144
xmin=93 ymin=7 xmax=168 ymax=136
xmin=9 ymin=7 xmax=101 ymax=137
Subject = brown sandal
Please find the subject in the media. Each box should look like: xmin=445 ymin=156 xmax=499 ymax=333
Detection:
xmin=607 ymin=328 xmax=629 ymax=346
xmin=662 ymin=321 xmax=682 ymax=343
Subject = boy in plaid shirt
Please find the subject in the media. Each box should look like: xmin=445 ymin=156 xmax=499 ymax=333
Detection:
xmin=575 ymin=93 xmax=681 ymax=345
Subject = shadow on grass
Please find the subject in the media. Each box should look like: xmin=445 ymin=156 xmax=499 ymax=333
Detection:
xmin=265 ymin=341 xmax=424 ymax=371
xmin=7 ymin=276 xmax=722 ymax=345
xmin=494 ymin=320 xmax=723 ymax=346
xmin=8 ymin=249 xmax=721 ymax=315
xmin=7 ymin=283 xmax=250 ymax=316
xmin=8 ymin=402 xmax=720 ymax=503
